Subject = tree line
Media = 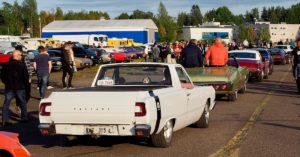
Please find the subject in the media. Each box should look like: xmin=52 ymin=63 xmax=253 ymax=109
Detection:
xmin=0 ymin=0 xmax=299 ymax=41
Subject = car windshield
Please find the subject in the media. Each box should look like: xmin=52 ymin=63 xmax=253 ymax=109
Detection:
xmin=229 ymin=52 xmax=256 ymax=59
xmin=96 ymin=65 xmax=172 ymax=86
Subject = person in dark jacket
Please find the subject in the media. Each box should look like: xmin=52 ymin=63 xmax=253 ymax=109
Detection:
xmin=291 ymin=38 xmax=300 ymax=94
xmin=61 ymin=42 xmax=75 ymax=89
xmin=181 ymin=39 xmax=203 ymax=68
xmin=1 ymin=50 xmax=29 ymax=126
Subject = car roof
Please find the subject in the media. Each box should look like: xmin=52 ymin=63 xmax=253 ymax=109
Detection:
xmin=229 ymin=49 xmax=260 ymax=54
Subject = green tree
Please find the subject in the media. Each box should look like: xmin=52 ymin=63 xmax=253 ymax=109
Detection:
xmin=22 ymin=0 xmax=39 ymax=37
xmin=55 ymin=7 xmax=64 ymax=20
xmin=177 ymin=12 xmax=191 ymax=27
xmin=245 ymin=8 xmax=259 ymax=23
xmin=259 ymin=27 xmax=271 ymax=42
xmin=238 ymin=25 xmax=248 ymax=42
xmin=190 ymin=5 xmax=203 ymax=26
xmin=247 ymin=26 xmax=256 ymax=43
xmin=157 ymin=2 xmax=177 ymax=41
xmin=116 ymin=13 xmax=130 ymax=19
xmin=204 ymin=7 xmax=235 ymax=25
xmin=261 ymin=7 xmax=269 ymax=21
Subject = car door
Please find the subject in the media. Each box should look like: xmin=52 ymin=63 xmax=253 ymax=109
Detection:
xmin=175 ymin=67 xmax=205 ymax=124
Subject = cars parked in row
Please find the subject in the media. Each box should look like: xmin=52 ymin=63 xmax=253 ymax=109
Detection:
xmin=269 ymin=48 xmax=291 ymax=65
xmin=38 ymin=63 xmax=216 ymax=148
xmin=229 ymin=50 xmax=269 ymax=82
xmin=89 ymin=48 xmax=127 ymax=63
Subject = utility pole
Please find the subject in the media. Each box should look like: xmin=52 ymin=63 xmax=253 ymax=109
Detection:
xmin=39 ymin=16 xmax=42 ymax=38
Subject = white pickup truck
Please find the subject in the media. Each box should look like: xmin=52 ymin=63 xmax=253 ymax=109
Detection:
xmin=39 ymin=63 xmax=215 ymax=147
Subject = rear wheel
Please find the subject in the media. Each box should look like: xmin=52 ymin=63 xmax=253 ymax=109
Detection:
xmin=194 ymin=101 xmax=210 ymax=128
xmin=151 ymin=120 xmax=174 ymax=148
xmin=257 ymin=71 xmax=264 ymax=82
xmin=228 ymin=91 xmax=237 ymax=101
xmin=0 ymin=150 xmax=12 ymax=157
xmin=263 ymin=69 xmax=269 ymax=79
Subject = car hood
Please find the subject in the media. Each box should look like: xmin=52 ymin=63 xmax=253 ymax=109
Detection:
xmin=0 ymin=131 xmax=19 ymax=142
xmin=187 ymin=67 xmax=236 ymax=83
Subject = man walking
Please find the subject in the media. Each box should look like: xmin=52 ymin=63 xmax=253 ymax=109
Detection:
xmin=1 ymin=50 xmax=30 ymax=126
xmin=33 ymin=46 xmax=52 ymax=99
xmin=205 ymin=38 xmax=228 ymax=67
xmin=61 ymin=42 xmax=75 ymax=89
xmin=291 ymin=38 xmax=300 ymax=94
xmin=181 ymin=39 xmax=203 ymax=68
xmin=152 ymin=43 xmax=160 ymax=62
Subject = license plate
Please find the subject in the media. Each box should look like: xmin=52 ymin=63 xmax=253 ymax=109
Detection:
xmin=85 ymin=125 xmax=117 ymax=135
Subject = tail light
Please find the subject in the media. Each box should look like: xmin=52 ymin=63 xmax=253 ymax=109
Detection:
xmin=135 ymin=102 xmax=146 ymax=117
xmin=214 ymin=85 xmax=220 ymax=90
xmin=221 ymin=84 xmax=228 ymax=90
xmin=40 ymin=102 xmax=51 ymax=116
xmin=84 ymin=55 xmax=88 ymax=58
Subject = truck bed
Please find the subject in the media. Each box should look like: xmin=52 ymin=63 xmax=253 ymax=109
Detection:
xmin=63 ymin=85 xmax=171 ymax=92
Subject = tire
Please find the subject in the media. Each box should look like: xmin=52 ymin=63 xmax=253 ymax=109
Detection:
xmin=151 ymin=120 xmax=174 ymax=148
xmin=194 ymin=101 xmax=210 ymax=128
xmin=239 ymin=84 xmax=246 ymax=94
xmin=269 ymin=66 xmax=273 ymax=75
xmin=0 ymin=151 xmax=12 ymax=157
xmin=228 ymin=91 xmax=237 ymax=101
xmin=257 ymin=71 xmax=264 ymax=82
xmin=263 ymin=69 xmax=269 ymax=79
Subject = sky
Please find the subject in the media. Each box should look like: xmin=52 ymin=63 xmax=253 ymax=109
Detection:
xmin=2 ymin=0 xmax=299 ymax=18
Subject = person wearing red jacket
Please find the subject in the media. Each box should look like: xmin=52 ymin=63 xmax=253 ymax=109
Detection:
xmin=205 ymin=38 xmax=228 ymax=67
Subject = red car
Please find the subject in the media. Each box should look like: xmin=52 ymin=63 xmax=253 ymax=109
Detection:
xmin=0 ymin=131 xmax=32 ymax=157
xmin=229 ymin=50 xmax=269 ymax=82
xmin=269 ymin=48 xmax=291 ymax=65
xmin=0 ymin=54 xmax=12 ymax=74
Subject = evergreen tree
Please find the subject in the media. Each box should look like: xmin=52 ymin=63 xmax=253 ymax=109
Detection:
xmin=190 ymin=5 xmax=203 ymax=26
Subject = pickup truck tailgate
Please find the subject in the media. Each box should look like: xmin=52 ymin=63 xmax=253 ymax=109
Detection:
xmin=49 ymin=92 xmax=137 ymax=125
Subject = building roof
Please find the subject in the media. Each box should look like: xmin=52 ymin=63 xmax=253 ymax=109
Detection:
xmin=43 ymin=19 xmax=158 ymax=31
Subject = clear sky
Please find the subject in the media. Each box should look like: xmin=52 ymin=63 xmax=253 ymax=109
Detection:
xmin=2 ymin=0 xmax=299 ymax=18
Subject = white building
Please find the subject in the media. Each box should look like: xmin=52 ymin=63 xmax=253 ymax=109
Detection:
xmin=181 ymin=22 xmax=233 ymax=43
xmin=42 ymin=19 xmax=158 ymax=44
xmin=233 ymin=22 xmax=300 ymax=43
xmin=267 ymin=23 xmax=300 ymax=43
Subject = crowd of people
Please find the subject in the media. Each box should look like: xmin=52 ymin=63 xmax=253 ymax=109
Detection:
xmin=0 ymin=42 xmax=76 ymax=126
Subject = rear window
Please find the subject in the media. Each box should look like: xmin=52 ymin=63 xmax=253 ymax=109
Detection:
xmin=96 ymin=65 xmax=172 ymax=86
xmin=275 ymin=46 xmax=287 ymax=49
xmin=229 ymin=52 xmax=256 ymax=59
xmin=269 ymin=49 xmax=282 ymax=55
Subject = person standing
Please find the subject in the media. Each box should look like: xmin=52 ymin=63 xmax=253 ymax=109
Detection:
xmin=33 ymin=46 xmax=52 ymax=99
xmin=205 ymin=38 xmax=228 ymax=67
xmin=152 ymin=43 xmax=160 ymax=62
xmin=61 ymin=42 xmax=75 ymax=89
xmin=173 ymin=41 xmax=183 ymax=63
xmin=1 ymin=50 xmax=29 ymax=126
xmin=181 ymin=39 xmax=203 ymax=68
xmin=291 ymin=38 xmax=300 ymax=94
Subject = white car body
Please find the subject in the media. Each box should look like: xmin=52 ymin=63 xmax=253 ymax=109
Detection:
xmin=274 ymin=45 xmax=293 ymax=53
xmin=38 ymin=63 xmax=215 ymax=147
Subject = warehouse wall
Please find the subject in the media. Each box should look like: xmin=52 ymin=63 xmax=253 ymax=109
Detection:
xmin=42 ymin=30 xmax=150 ymax=44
